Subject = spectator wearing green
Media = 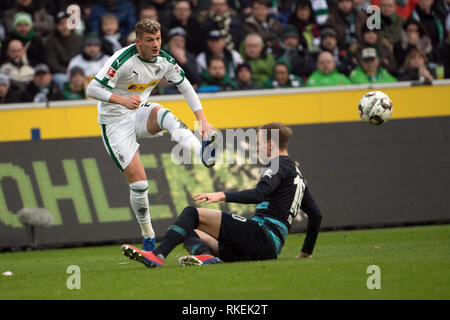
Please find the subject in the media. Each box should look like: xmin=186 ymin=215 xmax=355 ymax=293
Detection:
xmin=62 ymin=67 xmax=86 ymax=100
xmin=263 ymin=57 xmax=304 ymax=88
xmin=239 ymin=33 xmax=275 ymax=87
xmin=349 ymin=47 xmax=397 ymax=84
xmin=306 ymin=51 xmax=350 ymax=86
xmin=200 ymin=56 xmax=237 ymax=92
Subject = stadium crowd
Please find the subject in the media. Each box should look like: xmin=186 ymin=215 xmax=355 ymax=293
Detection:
xmin=0 ymin=0 xmax=449 ymax=104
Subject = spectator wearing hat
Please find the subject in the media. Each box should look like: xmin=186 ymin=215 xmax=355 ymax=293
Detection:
xmin=1 ymin=12 xmax=46 ymax=67
xmin=262 ymin=57 xmax=304 ymax=88
xmin=167 ymin=0 xmax=206 ymax=55
xmin=239 ymin=33 xmax=275 ymax=87
xmin=349 ymin=47 xmax=397 ymax=83
xmin=315 ymin=26 xmax=356 ymax=76
xmin=377 ymin=0 xmax=406 ymax=47
xmin=100 ymin=13 xmax=127 ymax=56
xmin=411 ymin=0 xmax=445 ymax=48
xmin=359 ymin=23 xmax=398 ymax=75
xmin=46 ymin=11 xmax=84 ymax=91
xmin=325 ymin=0 xmax=367 ymax=52
xmin=3 ymin=0 xmax=54 ymax=37
xmin=288 ymin=0 xmax=321 ymax=52
xmin=22 ymin=63 xmax=64 ymax=103
xmin=0 ymin=73 xmax=22 ymax=104
xmin=274 ymin=25 xmax=316 ymax=78
xmin=164 ymin=27 xmax=201 ymax=88
xmin=393 ymin=19 xmax=433 ymax=67
xmin=199 ymin=56 xmax=238 ymax=92
xmin=202 ymin=0 xmax=243 ymax=51
xmin=397 ymin=48 xmax=435 ymax=82
xmin=306 ymin=51 xmax=351 ymax=86
xmin=0 ymin=39 xmax=35 ymax=88
xmin=235 ymin=62 xmax=260 ymax=90
xmin=196 ymin=29 xmax=243 ymax=78
xmin=62 ymin=67 xmax=87 ymax=100
xmin=89 ymin=0 xmax=137 ymax=37
xmin=243 ymin=0 xmax=284 ymax=51
xmin=67 ymin=35 xmax=110 ymax=81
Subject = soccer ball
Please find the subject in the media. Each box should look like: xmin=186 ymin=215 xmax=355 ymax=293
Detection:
xmin=358 ymin=91 xmax=393 ymax=126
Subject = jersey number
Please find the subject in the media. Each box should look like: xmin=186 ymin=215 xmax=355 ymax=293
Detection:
xmin=288 ymin=168 xmax=305 ymax=224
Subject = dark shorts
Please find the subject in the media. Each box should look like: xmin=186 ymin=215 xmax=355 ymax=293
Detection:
xmin=218 ymin=212 xmax=277 ymax=262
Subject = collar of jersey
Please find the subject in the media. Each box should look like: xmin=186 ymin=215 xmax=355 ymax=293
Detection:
xmin=137 ymin=55 xmax=157 ymax=63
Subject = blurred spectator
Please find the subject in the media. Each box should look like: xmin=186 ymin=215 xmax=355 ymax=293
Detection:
xmin=371 ymin=0 xmax=418 ymax=19
xmin=288 ymin=0 xmax=321 ymax=52
xmin=126 ymin=30 xmax=136 ymax=45
xmin=349 ymin=47 xmax=397 ymax=83
xmin=168 ymin=0 xmax=206 ymax=55
xmin=203 ymin=0 xmax=243 ymax=51
xmin=393 ymin=19 xmax=433 ymax=67
xmin=2 ymin=12 xmax=46 ymax=67
xmin=306 ymin=51 xmax=351 ymax=86
xmin=199 ymin=56 xmax=238 ymax=91
xmin=435 ymin=0 xmax=450 ymax=26
xmin=100 ymin=13 xmax=127 ymax=56
xmin=243 ymin=0 xmax=284 ymax=51
xmin=274 ymin=25 xmax=316 ymax=78
xmin=397 ymin=48 xmax=435 ymax=82
xmin=67 ymin=35 xmax=110 ymax=81
xmin=359 ymin=23 xmax=397 ymax=75
xmin=378 ymin=0 xmax=406 ymax=47
xmin=263 ymin=57 xmax=304 ymax=88
xmin=435 ymin=15 xmax=450 ymax=78
xmin=0 ymin=73 xmax=22 ymax=104
xmin=239 ymin=33 xmax=275 ymax=87
xmin=317 ymin=26 xmax=356 ymax=76
xmin=0 ymin=39 xmax=34 ymax=86
xmin=3 ymin=0 xmax=55 ymax=37
xmin=226 ymin=0 xmax=253 ymax=18
xmin=325 ymin=0 xmax=367 ymax=52
xmin=164 ymin=27 xmax=201 ymax=87
xmin=62 ymin=66 xmax=87 ymax=100
xmin=196 ymin=29 xmax=243 ymax=78
xmin=22 ymin=63 xmax=64 ymax=102
xmin=235 ymin=62 xmax=260 ymax=90
xmin=353 ymin=0 xmax=371 ymax=12
xmin=89 ymin=0 xmax=137 ymax=36
xmin=46 ymin=11 xmax=84 ymax=91
xmin=148 ymin=0 xmax=174 ymax=27
xmin=138 ymin=5 xmax=169 ymax=44
xmin=411 ymin=0 xmax=445 ymax=48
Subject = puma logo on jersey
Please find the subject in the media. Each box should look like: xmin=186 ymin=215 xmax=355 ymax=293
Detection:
xmin=127 ymin=80 xmax=159 ymax=92
xmin=132 ymin=71 xmax=139 ymax=77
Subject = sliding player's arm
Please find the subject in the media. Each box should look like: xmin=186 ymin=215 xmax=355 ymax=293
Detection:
xmin=296 ymin=187 xmax=322 ymax=258
xmin=194 ymin=169 xmax=281 ymax=204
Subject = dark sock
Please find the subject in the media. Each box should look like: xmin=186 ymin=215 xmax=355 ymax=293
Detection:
xmin=184 ymin=231 xmax=212 ymax=255
xmin=153 ymin=206 xmax=199 ymax=258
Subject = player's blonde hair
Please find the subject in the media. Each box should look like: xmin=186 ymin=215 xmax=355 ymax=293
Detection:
xmin=135 ymin=19 xmax=161 ymax=37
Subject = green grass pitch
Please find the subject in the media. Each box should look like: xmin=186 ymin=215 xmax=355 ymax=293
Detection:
xmin=1 ymin=224 xmax=449 ymax=300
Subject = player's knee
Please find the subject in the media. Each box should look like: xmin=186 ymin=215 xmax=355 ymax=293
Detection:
xmin=180 ymin=206 xmax=199 ymax=223
xmin=129 ymin=180 xmax=148 ymax=195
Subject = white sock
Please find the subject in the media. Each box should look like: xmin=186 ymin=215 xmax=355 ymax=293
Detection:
xmin=129 ymin=180 xmax=155 ymax=239
xmin=157 ymin=108 xmax=202 ymax=161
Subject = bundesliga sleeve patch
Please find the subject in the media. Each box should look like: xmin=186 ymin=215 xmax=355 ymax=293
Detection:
xmin=106 ymin=67 xmax=117 ymax=78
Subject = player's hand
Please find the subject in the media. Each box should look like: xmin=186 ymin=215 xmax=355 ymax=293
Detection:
xmin=121 ymin=95 xmax=141 ymax=110
xmin=193 ymin=192 xmax=225 ymax=204
xmin=200 ymin=120 xmax=214 ymax=139
xmin=296 ymin=252 xmax=312 ymax=259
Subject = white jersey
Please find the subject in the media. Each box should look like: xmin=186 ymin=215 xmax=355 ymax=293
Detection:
xmin=94 ymin=44 xmax=186 ymax=124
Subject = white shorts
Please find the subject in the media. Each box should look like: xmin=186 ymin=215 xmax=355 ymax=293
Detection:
xmin=100 ymin=102 xmax=164 ymax=172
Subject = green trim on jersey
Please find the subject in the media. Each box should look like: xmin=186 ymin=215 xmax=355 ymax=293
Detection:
xmin=111 ymin=44 xmax=138 ymax=71
xmin=94 ymin=77 xmax=113 ymax=90
xmin=172 ymin=69 xmax=186 ymax=85
xmin=158 ymin=50 xmax=177 ymax=65
xmin=137 ymin=55 xmax=157 ymax=63
xmin=101 ymin=124 xmax=124 ymax=172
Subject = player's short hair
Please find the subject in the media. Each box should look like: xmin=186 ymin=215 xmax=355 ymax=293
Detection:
xmin=258 ymin=122 xmax=293 ymax=150
xmin=135 ymin=19 xmax=161 ymax=37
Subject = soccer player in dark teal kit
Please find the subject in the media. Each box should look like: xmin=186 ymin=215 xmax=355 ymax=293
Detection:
xmin=122 ymin=122 xmax=323 ymax=267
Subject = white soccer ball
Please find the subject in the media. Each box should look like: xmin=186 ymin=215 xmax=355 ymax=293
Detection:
xmin=358 ymin=91 xmax=393 ymax=126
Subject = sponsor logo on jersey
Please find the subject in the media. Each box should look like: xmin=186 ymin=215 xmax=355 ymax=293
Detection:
xmin=127 ymin=80 xmax=159 ymax=92
xmin=106 ymin=67 xmax=117 ymax=78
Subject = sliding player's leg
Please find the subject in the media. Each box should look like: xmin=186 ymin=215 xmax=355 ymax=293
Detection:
xmin=123 ymin=151 xmax=156 ymax=251
xmin=179 ymin=229 xmax=222 ymax=266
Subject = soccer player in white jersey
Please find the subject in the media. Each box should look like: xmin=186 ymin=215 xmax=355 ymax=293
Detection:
xmin=86 ymin=19 xmax=216 ymax=252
